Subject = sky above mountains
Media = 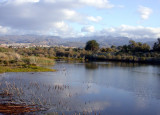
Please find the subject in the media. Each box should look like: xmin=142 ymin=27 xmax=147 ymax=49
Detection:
xmin=0 ymin=0 xmax=160 ymax=39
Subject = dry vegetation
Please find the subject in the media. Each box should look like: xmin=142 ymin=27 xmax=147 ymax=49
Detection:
xmin=0 ymin=51 xmax=55 ymax=73
xmin=0 ymin=103 xmax=39 ymax=114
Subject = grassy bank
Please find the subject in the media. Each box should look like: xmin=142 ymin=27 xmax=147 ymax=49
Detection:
xmin=0 ymin=52 xmax=56 ymax=73
xmin=0 ymin=65 xmax=56 ymax=73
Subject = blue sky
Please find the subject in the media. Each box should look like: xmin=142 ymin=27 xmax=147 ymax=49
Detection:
xmin=0 ymin=0 xmax=160 ymax=39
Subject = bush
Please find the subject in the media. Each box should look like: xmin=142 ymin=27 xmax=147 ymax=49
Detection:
xmin=24 ymin=56 xmax=55 ymax=65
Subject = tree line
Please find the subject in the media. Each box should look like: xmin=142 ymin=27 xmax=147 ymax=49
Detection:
xmin=85 ymin=38 xmax=160 ymax=53
xmin=0 ymin=38 xmax=160 ymax=64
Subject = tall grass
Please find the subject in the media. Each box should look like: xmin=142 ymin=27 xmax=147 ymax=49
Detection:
xmin=0 ymin=52 xmax=55 ymax=73
xmin=0 ymin=52 xmax=55 ymax=66
xmin=0 ymin=52 xmax=21 ymax=61
xmin=24 ymin=56 xmax=55 ymax=65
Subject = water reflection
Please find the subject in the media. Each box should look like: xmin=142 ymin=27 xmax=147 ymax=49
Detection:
xmin=84 ymin=61 xmax=153 ymax=70
xmin=85 ymin=63 xmax=98 ymax=70
xmin=0 ymin=61 xmax=160 ymax=115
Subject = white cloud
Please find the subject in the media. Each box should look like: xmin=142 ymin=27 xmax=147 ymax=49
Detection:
xmin=81 ymin=26 xmax=95 ymax=33
xmin=98 ymin=25 xmax=160 ymax=39
xmin=62 ymin=9 xmax=76 ymax=18
xmin=10 ymin=0 xmax=40 ymax=4
xmin=61 ymin=9 xmax=83 ymax=22
xmin=87 ymin=16 xmax=102 ymax=22
xmin=1 ymin=0 xmax=157 ymax=40
xmin=0 ymin=0 xmax=84 ymax=29
xmin=79 ymin=0 xmax=114 ymax=9
xmin=0 ymin=0 xmax=115 ymax=36
xmin=0 ymin=25 xmax=9 ymax=34
xmin=0 ymin=0 xmax=95 ymax=30
xmin=43 ymin=0 xmax=114 ymax=9
xmin=138 ymin=6 xmax=153 ymax=20
xmin=52 ymin=21 xmax=71 ymax=32
xmin=49 ymin=21 xmax=77 ymax=37
xmin=44 ymin=0 xmax=56 ymax=3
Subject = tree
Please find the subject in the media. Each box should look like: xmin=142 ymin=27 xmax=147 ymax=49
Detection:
xmin=85 ymin=40 xmax=99 ymax=51
xmin=153 ymin=38 xmax=160 ymax=52
xmin=140 ymin=43 xmax=150 ymax=52
xmin=128 ymin=40 xmax=150 ymax=52
xmin=111 ymin=45 xmax=116 ymax=49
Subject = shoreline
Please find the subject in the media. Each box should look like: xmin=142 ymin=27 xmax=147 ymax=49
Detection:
xmin=85 ymin=57 xmax=160 ymax=65
xmin=54 ymin=57 xmax=160 ymax=65
xmin=0 ymin=65 xmax=56 ymax=74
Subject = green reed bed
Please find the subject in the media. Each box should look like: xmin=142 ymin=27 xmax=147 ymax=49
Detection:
xmin=0 ymin=65 xmax=56 ymax=73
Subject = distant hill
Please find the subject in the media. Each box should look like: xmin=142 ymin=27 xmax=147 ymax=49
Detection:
xmin=0 ymin=35 xmax=62 ymax=44
xmin=0 ymin=35 xmax=157 ymax=48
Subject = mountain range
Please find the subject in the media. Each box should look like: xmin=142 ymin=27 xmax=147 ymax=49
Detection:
xmin=0 ymin=35 xmax=157 ymax=48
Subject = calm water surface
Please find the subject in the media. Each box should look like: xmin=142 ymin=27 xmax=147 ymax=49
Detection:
xmin=0 ymin=61 xmax=160 ymax=115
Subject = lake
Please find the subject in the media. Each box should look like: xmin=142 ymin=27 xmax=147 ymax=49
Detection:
xmin=0 ymin=61 xmax=160 ymax=115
